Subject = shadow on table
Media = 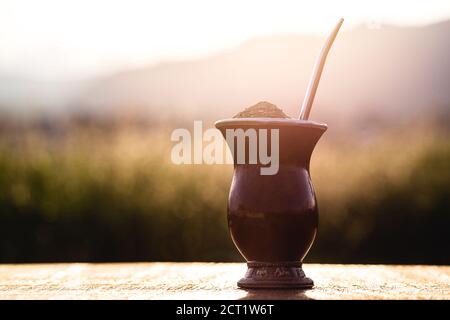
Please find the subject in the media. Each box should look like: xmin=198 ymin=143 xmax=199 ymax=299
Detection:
xmin=238 ymin=289 xmax=314 ymax=300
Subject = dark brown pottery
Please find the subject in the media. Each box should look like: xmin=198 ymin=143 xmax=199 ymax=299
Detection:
xmin=215 ymin=118 xmax=327 ymax=289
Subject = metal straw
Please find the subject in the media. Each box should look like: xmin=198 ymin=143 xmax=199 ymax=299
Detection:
xmin=299 ymin=18 xmax=344 ymax=120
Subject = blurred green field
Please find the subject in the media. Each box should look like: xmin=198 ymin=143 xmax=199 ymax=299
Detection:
xmin=0 ymin=119 xmax=449 ymax=264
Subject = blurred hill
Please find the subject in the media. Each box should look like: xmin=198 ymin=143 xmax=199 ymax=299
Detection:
xmin=1 ymin=20 xmax=450 ymax=129
xmin=75 ymin=19 xmax=450 ymax=127
xmin=0 ymin=74 xmax=90 ymax=116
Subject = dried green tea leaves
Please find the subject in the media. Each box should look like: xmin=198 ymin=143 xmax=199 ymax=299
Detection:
xmin=233 ymin=101 xmax=290 ymax=119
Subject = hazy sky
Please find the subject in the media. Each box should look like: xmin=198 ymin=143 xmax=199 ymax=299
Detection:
xmin=1 ymin=0 xmax=450 ymax=80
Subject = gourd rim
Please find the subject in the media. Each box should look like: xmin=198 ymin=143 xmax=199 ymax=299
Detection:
xmin=215 ymin=118 xmax=327 ymax=131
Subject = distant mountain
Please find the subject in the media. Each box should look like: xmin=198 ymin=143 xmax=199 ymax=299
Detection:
xmin=77 ymin=20 xmax=450 ymax=127
xmin=0 ymin=74 xmax=89 ymax=115
xmin=2 ymin=20 xmax=450 ymax=128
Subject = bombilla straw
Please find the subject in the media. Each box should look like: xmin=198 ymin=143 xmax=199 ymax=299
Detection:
xmin=299 ymin=18 xmax=344 ymax=120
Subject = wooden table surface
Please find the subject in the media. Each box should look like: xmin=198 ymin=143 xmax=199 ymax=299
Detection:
xmin=0 ymin=263 xmax=448 ymax=300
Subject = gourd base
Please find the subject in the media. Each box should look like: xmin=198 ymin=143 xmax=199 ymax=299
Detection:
xmin=237 ymin=261 xmax=314 ymax=289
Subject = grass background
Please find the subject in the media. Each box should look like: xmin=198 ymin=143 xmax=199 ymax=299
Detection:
xmin=0 ymin=118 xmax=448 ymax=264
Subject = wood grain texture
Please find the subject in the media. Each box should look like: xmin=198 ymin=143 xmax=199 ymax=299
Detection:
xmin=0 ymin=263 xmax=448 ymax=300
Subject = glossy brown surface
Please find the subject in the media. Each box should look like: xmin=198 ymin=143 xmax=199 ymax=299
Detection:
xmin=215 ymin=119 xmax=326 ymax=288
xmin=228 ymin=167 xmax=318 ymax=262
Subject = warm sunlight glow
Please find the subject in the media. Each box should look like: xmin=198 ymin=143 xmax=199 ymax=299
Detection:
xmin=1 ymin=0 xmax=450 ymax=79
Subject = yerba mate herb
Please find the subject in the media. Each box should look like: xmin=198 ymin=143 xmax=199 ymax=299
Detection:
xmin=233 ymin=101 xmax=290 ymax=119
